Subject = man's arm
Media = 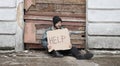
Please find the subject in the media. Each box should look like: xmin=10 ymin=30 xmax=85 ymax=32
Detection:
xmin=41 ymin=27 xmax=52 ymax=49
xmin=41 ymin=31 xmax=48 ymax=49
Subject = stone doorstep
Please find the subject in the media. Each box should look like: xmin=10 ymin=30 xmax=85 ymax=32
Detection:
xmin=1 ymin=50 xmax=120 ymax=57
xmin=0 ymin=50 xmax=15 ymax=54
xmin=90 ymin=50 xmax=120 ymax=58
xmin=91 ymin=50 xmax=120 ymax=55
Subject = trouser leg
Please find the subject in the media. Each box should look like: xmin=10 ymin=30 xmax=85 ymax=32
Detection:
xmin=70 ymin=47 xmax=80 ymax=58
xmin=58 ymin=50 xmax=71 ymax=56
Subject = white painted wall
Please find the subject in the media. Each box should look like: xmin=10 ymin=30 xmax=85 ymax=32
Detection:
xmin=88 ymin=0 xmax=120 ymax=9
xmin=88 ymin=23 xmax=120 ymax=35
xmin=87 ymin=0 xmax=120 ymax=49
xmin=0 ymin=0 xmax=16 ymax=7
xmin=0 ymin=22 xmax=16 ymax=34
xmin=0 ymin=9 xmax=16 ymax=20
xmin=0 ymin=0 xmax=24 ymax=51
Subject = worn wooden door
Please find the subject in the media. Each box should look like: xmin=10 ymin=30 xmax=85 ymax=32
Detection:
xmin=24 ymin=0 xmax=86 ymax=49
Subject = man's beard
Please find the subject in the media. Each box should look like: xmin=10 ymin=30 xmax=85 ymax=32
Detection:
xmin=54 ymin=25 xmax=61 ymax=29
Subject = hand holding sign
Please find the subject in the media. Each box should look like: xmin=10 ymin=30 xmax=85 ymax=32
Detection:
xmin=47 ymin=28 xmax=72 ymax=52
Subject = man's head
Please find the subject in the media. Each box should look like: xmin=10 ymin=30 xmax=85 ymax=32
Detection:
xmin=53 ymin=16 xmax=62 ymax=29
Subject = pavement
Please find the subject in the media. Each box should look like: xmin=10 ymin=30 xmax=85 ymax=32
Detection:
xmin=0 ymin=50 xmax=120 ymax=66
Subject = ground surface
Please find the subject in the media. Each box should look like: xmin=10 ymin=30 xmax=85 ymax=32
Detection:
xmin=0 ymin=50 xmax=120 ymax=66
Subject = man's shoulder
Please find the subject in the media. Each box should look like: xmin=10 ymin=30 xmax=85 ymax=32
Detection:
xmin=45 ymin=27 xmax=52 ymax=32
xmin=46 ymin=26 xmax=65 ymax=31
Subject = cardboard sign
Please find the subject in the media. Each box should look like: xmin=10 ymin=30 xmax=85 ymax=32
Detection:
xmin=47 ymin=28 xmax=72 ymax=52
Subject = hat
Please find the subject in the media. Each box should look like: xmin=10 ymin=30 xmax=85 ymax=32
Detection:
xmin=53 ymin=16 xmax=62 ymax=26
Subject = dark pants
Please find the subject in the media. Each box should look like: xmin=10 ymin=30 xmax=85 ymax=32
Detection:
xmin=49 ymin=46 xmax=93 ymax=59
xmin=57 ymin=47 xmax=80 ymax=57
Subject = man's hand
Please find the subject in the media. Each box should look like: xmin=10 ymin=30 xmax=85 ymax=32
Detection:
xmin=69 ymin=44 xmax=72 ymax=49
xmin=47 ymin=45 xmax=52 ymax=50
xmin=47 ymin=45 xmax=54 ymax=52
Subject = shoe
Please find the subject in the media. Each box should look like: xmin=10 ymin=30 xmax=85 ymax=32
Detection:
xmin=52 ymin=51 xmax=64 ymax=57
xmin=75 ymin=54 xmax=86 ymax=60
xmin=84 ymin=52 xmax=94 ymax=59
xmin=76 ymin=52 xmax=93 ymax=60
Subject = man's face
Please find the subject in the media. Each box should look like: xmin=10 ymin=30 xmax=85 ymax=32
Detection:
xmin=55 ymin=21 xmax=62 ymax=29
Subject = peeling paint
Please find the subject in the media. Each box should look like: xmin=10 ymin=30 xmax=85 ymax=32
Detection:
xmin=17 ymin=2 xmax=24 ymax=29
xmin=15 ymin=0 xmax=24 ymax=52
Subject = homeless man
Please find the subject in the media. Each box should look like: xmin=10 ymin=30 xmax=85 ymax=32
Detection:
xmin=41 ymin=16 xmax=93 ymax=60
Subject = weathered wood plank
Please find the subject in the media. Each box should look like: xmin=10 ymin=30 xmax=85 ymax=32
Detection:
xmin=88 ymin=23 xmax=120 ymax=35
xmin=69 ymin=31 xmax=85 ymax=34
xmin=36 ymin=39 xmax=42 ymax=44
xmin=0 ymin=0 xmax=16 ymax=7
xmin=65 ymin=26 xmax=85 ymax=31
xmin=0 ymin=9 xmax=16 ymax=20
xmin=25 ymin=43 xmax=43 ymax=49
xmin=63 ymin=0 xmax=86 ymax=4
xmin=88 ymin=36 xmax=120 ymax=48
xmin=70 ymin=34 xmax=85 ymax=39
xmin=55 ymin=4 xmax=85 ymax=13
xmin=35 ymin=25 xmax=84 ymax=30
xmin=36 ymin=0 xmax=85 ymax=4
xmin=0 ymin=35 xmax=15 ymax=47
xmin=0 ymin=22 xmax=16 ymax=34
xmin=71 ymin=39 xmax=85 ymax=45
xmin=24 ymin=0 xmax=35 ymax=11
xmin=36 ymin=0 xmax=63 ymax=4
xmin=88 ymin=0 xmax=120 ymax=9
xmin=26 ymin=20 xmax=86 ymax=26
xmin=24 ymin=22 xmax=36 ymax=43
xmin=88 ymin=10 xmax=120 ymax=22
xmin=36 ymin=29 xmax=46 ymax=35
xmin=36 ymin=34 xmax=85 ymax=40
xmin=36 ymin=39 xmax=85 ymax=45
xmin=36 ymin=29 xmax=85 ymax=35
xmin=35 ymin=25 xmax=85 ymax=30
xmin=73 ymin=44 xmax=84 ymax=48
xmin=29 ymin=4 xmax=85 ymax=13
xmin=25 ymin=43 xmax=84 ymax=49
xmin=36 ymin=25 xmax=51 ymax=29
xmin=36 ymin=35 xmax=43 ymax=40
xmin=24 ymin=15 xmax=86 ymax=22
xmin=29 ymin=4 xmax=55 ymax=12
xmin=26 ymin=20 xmax=52 ymax=24
xmin=25 ymin=11 xmax=86 ymax=18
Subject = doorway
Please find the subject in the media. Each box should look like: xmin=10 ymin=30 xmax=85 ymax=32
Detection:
xmin=24 ymin=0 xmax=86 ymax=49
